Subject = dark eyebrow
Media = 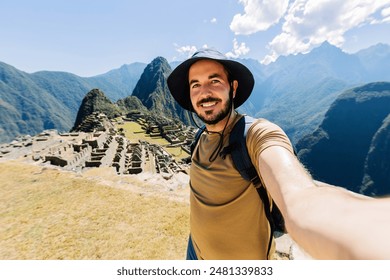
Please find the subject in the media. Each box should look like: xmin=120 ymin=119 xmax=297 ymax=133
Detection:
xmin=189 ymin=78 xmax=199 ymax=86
xmin=209 ymin=73 xmax=223 ymax=79
xmin=189 ymin=73 xmax=223 ymax=86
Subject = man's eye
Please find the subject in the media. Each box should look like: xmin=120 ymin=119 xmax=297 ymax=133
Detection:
xmin=191 ymin=84 xmax=200 ymax=89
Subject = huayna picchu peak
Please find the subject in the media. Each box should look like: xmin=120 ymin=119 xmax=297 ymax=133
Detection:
xmin=131 ymin=56 xmax=191 ymax=125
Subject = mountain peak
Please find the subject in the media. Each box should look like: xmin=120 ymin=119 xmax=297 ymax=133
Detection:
xmin=319 ymin=40 xmax=336 ymax=48
xmin=147 ymin=56 xmax=171 ymax=74
xmin=86 ymin=88 xmax=105 ymax=98
xmin=131 ymin=57 xmax=172 ymax=106
xmin=152 ymin=56 xmax=169 ymax=64
xmin=355 ymin=43 xmax=390 ymax=79
xmin=357 ymin=43 xmax=390 ymax=56
xmin=72 ymin=88 xmax=121 ymax=131
xmin=311 ymin=41 xmax=345 ymax=55
xmin=129 ymin=56 xmax=190 ymax=124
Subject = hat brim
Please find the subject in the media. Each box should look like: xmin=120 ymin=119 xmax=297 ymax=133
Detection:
xmin=167 ymin=56 xmax=254 ymax=112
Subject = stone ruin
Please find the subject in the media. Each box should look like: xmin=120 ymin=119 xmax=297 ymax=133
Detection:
xmin=0 ymin=112 xmax=194 ymax=180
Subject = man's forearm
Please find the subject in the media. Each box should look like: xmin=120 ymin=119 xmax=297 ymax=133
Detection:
xmin=259 ymin=145 xmax=390 ymax=259
xmin=286 ymin=183 xmax=390 ymax=259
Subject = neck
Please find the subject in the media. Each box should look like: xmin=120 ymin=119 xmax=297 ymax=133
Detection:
xmin=205 ymin=109 xmax=237 ymax=133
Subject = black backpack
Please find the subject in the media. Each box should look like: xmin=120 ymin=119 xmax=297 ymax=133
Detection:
xmin=191 ymin=115 xmax=286 ymax=256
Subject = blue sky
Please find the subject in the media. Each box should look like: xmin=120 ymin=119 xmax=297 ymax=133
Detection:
xmin=1 ymin=0 xmax=390 ymax=77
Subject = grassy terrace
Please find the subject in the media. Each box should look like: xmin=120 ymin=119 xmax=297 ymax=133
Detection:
xmin=115 ymin=120 xmax=190 ymax=161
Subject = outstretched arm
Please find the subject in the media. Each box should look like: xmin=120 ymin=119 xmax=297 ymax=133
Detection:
xmin=259 ymin=145 xmax=390 ymax=259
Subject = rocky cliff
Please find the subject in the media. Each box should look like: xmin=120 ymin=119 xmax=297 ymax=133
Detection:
xmin=297 ymin=82 xmax=390 ymax=196
xmin=72 ymin=88 xmax=122 ymax=131
xmin=131 ymin=56 xmax=192 ymax=125
xmin=361 ymin=114 xmax=390 ymax=196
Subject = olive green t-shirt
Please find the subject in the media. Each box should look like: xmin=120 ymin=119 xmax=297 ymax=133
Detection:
xmin=190 ymin=114 xmax=293 ymax=259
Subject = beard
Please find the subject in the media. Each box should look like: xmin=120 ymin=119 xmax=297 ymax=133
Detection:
xmin=195 ymin=96 xmax=232 ymax=125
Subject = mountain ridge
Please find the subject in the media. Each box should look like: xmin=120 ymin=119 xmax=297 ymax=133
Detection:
xmin=249 ymin=42 xmax=378 ymax=143
xmin=296 ymin=82 xmax=390 ymax=196
xmin=123 ymin=56 xmax=192 ymax=125
xmin=1 ymin=42 xmax=390 ymax=144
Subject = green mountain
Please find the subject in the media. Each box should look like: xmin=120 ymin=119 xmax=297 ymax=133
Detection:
xmin=0 ymin=62 xmax=74 ymax=141
xmin=296 ymin=82 xmax=390 ymax=196
xmin=71 ymin=57 xmax=192 ymax=133
xmin=85 ymin=62 xmax=146 ymax=101
xmin=248 ymin=42 xmax=369 ymax=144
xmin=71 ymin=88 xmax=122 ymax=131
xmin=131 ymin=56 xmax=192 ymax=125
xmin=0 ymin=62 xmax=144 ymax=143
xmin=362 ymin=114 xmax=390 ymax=196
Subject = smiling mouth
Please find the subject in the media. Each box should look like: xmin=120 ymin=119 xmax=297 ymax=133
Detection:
xmin=197 ymin=98 xmax=221 ymax=108
xmin=201 ymin=101 xmax=217 ymax=108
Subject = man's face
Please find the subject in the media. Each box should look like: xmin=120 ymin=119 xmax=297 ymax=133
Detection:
xmin=188 ymin=59 xmax=237 ymax=125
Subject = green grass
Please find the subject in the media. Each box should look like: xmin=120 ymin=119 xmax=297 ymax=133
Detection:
xmin=116 ymin=121 xmax=189 ymax=160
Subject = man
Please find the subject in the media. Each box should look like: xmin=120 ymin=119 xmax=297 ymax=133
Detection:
xmin=167 ymin=49 xmax=390 ymax=260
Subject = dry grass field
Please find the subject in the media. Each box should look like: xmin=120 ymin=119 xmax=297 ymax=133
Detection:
xmin=0 ymin=160 xmax=190 ymax=260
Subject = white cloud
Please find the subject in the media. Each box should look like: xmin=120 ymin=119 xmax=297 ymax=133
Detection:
xmin=230 ymin=0 xmax=289 ymax=35
xmin=203 ymin=18 xmax=218 ymax=24
xmin=225 ymin=38 xmax=250 ymax=58
xmin=381 ymin=6 xmax=390 ymax=22
xmin=173 ymin=44 xmax=211 ymax=60
xmin=174 ymin=45 xmax=198 ymax=58
xmin=261 ymin=0 xmax=390 ymax=64
xmin=383 ymin=6 xmax=390 ymax=16
xmin=173 ymin=41 xmax=249 ymax=61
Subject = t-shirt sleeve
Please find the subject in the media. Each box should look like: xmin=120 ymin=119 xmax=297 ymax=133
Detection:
xmin=246 ymin=118 xmax=294 ymax=168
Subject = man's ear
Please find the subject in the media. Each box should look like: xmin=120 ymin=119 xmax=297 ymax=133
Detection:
xmin=232 ymin=80 xmax=238 ymax=98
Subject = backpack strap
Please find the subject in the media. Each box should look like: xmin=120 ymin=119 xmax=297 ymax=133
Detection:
xmin=191 ymin=126 xmax=206 ymax=155
xmin=222 ymin=115 xmax=260 ymax=185
xmin=256 ymin=185 xmax=275 ymax=258
xmin=223 ymin=115 xmax=275 ymax=257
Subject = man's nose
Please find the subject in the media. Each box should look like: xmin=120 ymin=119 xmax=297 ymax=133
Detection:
xmin=199 ymin=84 xmax=212 ymax=96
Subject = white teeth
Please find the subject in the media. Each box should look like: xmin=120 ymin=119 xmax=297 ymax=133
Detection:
xmin=201 ymin=102 xmax=217 ymax=107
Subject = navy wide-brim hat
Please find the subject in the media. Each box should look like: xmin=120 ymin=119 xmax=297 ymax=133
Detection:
xmin=167 ymin=48 xmax=255 ymax=112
